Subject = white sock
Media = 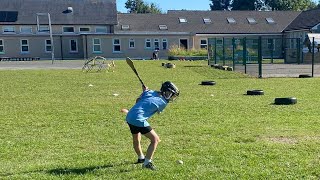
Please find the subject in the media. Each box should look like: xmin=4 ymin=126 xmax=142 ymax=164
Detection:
xmin=138 ymin=155 xmax=145 ymax=159
xmin=144 ymin=158 xmax=152 ymax=166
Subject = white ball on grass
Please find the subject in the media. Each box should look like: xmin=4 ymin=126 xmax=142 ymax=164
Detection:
xmin=176 ymin=160 xmax=183 ymax=164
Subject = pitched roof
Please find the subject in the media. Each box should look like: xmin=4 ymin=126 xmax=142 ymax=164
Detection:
xmin=116 ymin=10 xmax=301 ymax=35
xmin=284 ymin=8 xmax=320 ymax=31
xmin=0 ymin=0 xmax=117 ymax=25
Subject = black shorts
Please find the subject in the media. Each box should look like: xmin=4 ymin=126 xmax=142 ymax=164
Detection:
xmin=127 ymin=123 xmax=152 ymax=134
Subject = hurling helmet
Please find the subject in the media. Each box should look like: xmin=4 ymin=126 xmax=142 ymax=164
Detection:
xmin=160 ymin=81 xmax=180 ymax=102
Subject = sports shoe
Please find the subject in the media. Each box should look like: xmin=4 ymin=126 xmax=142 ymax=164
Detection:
xmin=134 ymin=158 xmax=145 ymax=164
xmin=142 ymin=162 xmax=156 ymax=170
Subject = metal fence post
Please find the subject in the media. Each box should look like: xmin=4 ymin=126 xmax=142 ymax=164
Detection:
xmin=232 ymin=38 xmax=235 ymax=71
xmin=258 ymin=36 xmax=262 ymax=78
xmin=312 ymin=37 xmax=315 ymax=77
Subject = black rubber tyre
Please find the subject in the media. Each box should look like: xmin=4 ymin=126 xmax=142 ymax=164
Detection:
xmin=299 ymin=74 xmax=312 ymax=78
xmin=274 ymin=97 xmax=297 ymax=105
xmin=200 ymin=81 xmax=216 ymax=86
xmin=166 ymin=63 xmax=174 ymax=68
xmin=247 ymin=90 xmax=264 ymax=95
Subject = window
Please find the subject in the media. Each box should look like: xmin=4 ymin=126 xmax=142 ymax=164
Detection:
xmin=38 ymin=25 xmax=49 ymax=33
xmin=45 ymin=39 xmax=52 ymax=52
xmin=95 ymin=26 xmax=107 ymax=33
xmin=113 ymin=38 xmax=121 ymax=52
xmin=3 ymin=26 xmax=15 ymax=33
xmin=21 ymin=39 xmax=29 ymax=53
xmin=227 ymin=17 xmax=236 ymax=24
xmin=200 ymin=39 xmax=208 ymax=49
xmin=129 ymin=39 xmax=135 ymax=49
xmin=267 ymin=39 xmax=275 ymax=51
xmin=79 ymin=27 xmax=90 ymax=33
xmin=70 ymin=39 xmax=78 ymax=52
xmin=63 ymin=26 xmax=75 ymax=33
xmin=159 ymin=25 xmax=168 ymax=30
xmin=93 ymin=38 xmax=101 ymax=53
xmin=121 ymin=25 xmax=130 ymax=30
xmin=20 ymin=26 xmax=32 ymax=34
xmin=0 ymin=39 xmax=4 ymax=54
xmin=266 ymin=18 xmax=275 ymax=24
xmin=179 ymin=17 xmax=187 ymax=23
xmin=162 ymin=39 xmax=168 ymax=50
xmin=154 ymin=39 xmax=159 ymax=50
xmin=247 ymin=18 xmax=257 ymax=24
xmin=145 ymin=39 xmax=151 ymax=49
xmin=203 ymin=18 xmax=212 ymax=24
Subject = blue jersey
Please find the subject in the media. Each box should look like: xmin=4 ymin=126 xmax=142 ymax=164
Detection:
xmin=126 ymin=90 xmax=168 ymax=127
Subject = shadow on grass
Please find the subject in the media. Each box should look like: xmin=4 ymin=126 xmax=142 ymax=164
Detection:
xmin=46 ymin=162 xmax=133 ymax=175
xmin=0 ymin=162 xmax=133 ymax=177
xmin=47 ymin=164 xmax=114 ymax=175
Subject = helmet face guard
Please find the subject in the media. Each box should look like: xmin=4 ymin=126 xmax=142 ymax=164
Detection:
xmin=160 ymin=81 xmax=180 ymax=102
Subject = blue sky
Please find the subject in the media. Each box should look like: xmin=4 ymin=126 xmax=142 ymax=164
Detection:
xmin=117 ymin=0 xmax=212 ymax=13
xmin=117 ymin=0 xmax=319 ymax=13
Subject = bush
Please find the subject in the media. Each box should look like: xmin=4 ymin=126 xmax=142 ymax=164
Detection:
xmin=168 ymin=45 xmax=207 ymax=56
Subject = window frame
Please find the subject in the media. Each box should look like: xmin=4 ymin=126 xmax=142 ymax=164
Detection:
xmin=200 ymin=39 xmax=208 ymax=49
xmin=20 ymin=39 xmax=29 ymax=53
xmin=93 ymin=38 xmax=102 ymax=53
xmin=0 ymin=39 xmax=4 ymax=54
xmin=45 ymin=39 xmax=52 ymax=53
xmin=3 ymin=26 xmax=15 ymax=33
xmin=69 ymin=39 xmax=78 ymax=53
xmin=63 ymin=26 xmax=75 ymax=33
xmin=145 ymin=38 xmax=152 ymax=49
xmin=162 ymin=38 xmax=168 ymax=50
xmin=20 ymin=26 xmax=32 ymax=34
xmin=129 ymin=38 xmax=135 ymax=49
xmin=113 ymin=38 xmax=121 ymax=53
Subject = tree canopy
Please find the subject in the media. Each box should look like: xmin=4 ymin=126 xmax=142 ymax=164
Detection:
xmin=125 ymin=0 xmax=162 ymax=13
xmin=209 ymin=0 xmax=318 ymax=11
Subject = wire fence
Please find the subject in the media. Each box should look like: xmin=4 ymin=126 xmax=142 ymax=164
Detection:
xmin=208 ymin=37 xmax=320 ymax=78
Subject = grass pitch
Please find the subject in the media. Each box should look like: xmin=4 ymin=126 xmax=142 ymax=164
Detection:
xmin=0 ymin=60 xmax=320 ymax=179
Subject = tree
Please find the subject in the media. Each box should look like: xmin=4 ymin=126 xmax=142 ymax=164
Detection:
xmin=125 ymin=0 xmax=162 ymax=14
xmin=232 ymin=0 xmax=256 ymax=10
xmin=210 ymin=0 xmax=231 ymax=10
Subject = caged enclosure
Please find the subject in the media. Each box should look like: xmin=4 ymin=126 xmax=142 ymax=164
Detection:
xmin=208 ymin=36 xmax=320 ymax=78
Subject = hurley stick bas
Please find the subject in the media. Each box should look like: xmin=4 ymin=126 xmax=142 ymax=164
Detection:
xmin=126 ymin=57 xmax=146 ymax=88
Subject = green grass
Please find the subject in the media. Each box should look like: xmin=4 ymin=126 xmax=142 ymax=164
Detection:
xmin=0 ymin=60 xmax=320 ymax=179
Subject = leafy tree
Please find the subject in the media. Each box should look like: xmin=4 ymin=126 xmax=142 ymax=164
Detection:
xmin=125 ymin=0 xmax=162 ymax=13
xmin=263 ymin=0 xmax=317 ymax=11
xmin=210 ymin=0 xmax=231 ymax=10
xmin=232 ymin=0 xmax=256 ymax=10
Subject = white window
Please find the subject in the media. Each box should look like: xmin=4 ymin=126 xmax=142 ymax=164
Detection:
xmin=247 ymin=18 xmax=257 ymax=24
xmin=203 ymin=18 xmax=212 ymax=24
xmin=21 ymin=39 xmax=29 ymax=53
xmin=63 ymin=26 xmax=75 ymax=33
xmin=200 ymin=39 xmax=208 ymax=49
xmin=38 ymin=25 xmax=49 ymax=33
xmin=93 ymin=38 xmax=101 ymax=52
xmin=129 ymin=39 xmax=135 ymax=49
xmin=79 ymin=27 xmax=90 ymax=33
xmin=0 ymin=39 xmax=4 ymax=53
xmin=266 ymin=18 xmax=275 ymax=24
xmin=3 ymin=26 xmax=15 ymax=33
xmin=154 ymin=39 xmax=159 ymax=50
xmin=267 ymin=39 xmax=275 ymax=51
xmin=70 ymin=39 xmax=78 ymax=52
xmin=179 ymin=17 xmax=187 ymax=23
xmin=162 ymin=39 xmax=168 ymax=50
xmin=95 ymin=26 xmax=107 ymax=33
xmin=145 ymin=39 xmax=151 ymax=49
xmin=121 ymin=25 xmax=130 ymax=30
xmin=159 ymin=25 xmax=168 ymax=30
xmin=20 ymin=26 xmax=32 ymax=34
xmin=45 ymin=39 xmax=52 ymax=52
xmin=113 ymin=39 xmax=121 ymax=52
xmin=227 ymin=17 xmax=236 ymax=24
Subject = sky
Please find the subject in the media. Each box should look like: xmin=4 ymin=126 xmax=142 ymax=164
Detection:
xmin=116 ymin=0 xmax=319 ymax=13
xmin=116 ymin=0 xmax=212 ymax=13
